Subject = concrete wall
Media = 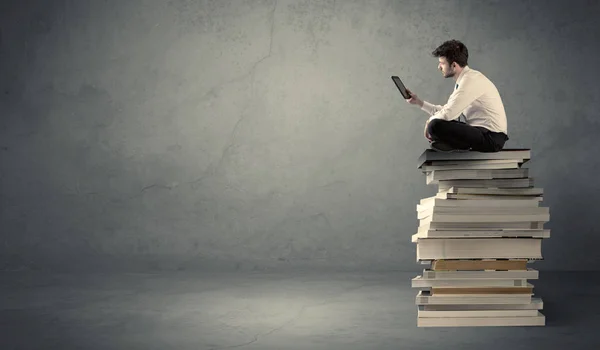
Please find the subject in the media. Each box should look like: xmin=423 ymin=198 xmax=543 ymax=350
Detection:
xmin=1 ymin=0 xmax=599 ymax=272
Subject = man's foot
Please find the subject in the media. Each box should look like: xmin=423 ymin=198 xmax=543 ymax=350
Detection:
xmin=430 ymin=141 xmax=470 ymax=153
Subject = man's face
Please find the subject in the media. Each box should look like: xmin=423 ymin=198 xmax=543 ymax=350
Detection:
xmin=438 ymin=57 xmax=455 ymax=78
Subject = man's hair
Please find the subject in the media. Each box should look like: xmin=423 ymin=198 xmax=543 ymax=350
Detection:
xmin=431 ymin=40 xmax=468 ymax=67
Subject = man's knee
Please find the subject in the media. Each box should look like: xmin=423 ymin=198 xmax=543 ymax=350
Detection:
xmin=427 ymin=118 xmax=444 ymax=137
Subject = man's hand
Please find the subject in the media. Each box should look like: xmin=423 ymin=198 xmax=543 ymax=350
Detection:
xmin=405 ymin=89 xmax=424 ymax=107
xmin=424 ymin=119 xmax=432 ymax=141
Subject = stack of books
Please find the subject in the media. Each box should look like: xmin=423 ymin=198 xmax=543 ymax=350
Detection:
xmin=411 ymin=148 xmax=550 ymax=327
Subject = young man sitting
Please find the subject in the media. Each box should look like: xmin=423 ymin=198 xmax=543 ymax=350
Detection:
xmin=405 ymin=39 xmax=509 ymax=153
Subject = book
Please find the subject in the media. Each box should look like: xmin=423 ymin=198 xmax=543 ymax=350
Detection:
xmin=421 ymin=268 xmax=539 ymax=279
xmin=438 ymin=178 xmax=534 ymax=191
xmin=442 ymin=186 xmax=543 ymax=196
xmin=430 ymin=283 xmax=534 ymax=295
xmin=412 ymin=229 xmax=550 ymax=240
xmin=417 ymin=306 xmax=540 ymax=317
xmin=430 ymin=259 xmax=529 ymax=271
xmin=442 ymin=193 xmax=543 ymax=201
xmin=417 ymin=148 xmax=531 ymax=168
xmin=417 ymin=207 xmax=549 ymax=220
xmin=415 ymin=238 xmax=543 ymax=261
xmin=418 ymin=197 xmax=541 ymax=208
xmin=419 ymin=221 xmax=545 ymax=231
xmin=421 ymin=161 xmax=521 ymax=171
xmin=415 ymin=290 xmax=532 ymax=305
xmin=419 ymin=211 xmax=550 ymax=223
xmin=427 ymin=159 xmax=525 ymax=166
xmin=419 ymin=297 xmax=543 ymax=310
xmin=412 ymin=276 xmax=529 ymax=288
xmin=426 ymin=168 xmax=529 ymax=184
xmin=417 ymin=312 xmax=545 ymax=327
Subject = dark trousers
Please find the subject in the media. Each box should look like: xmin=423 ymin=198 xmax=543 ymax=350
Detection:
xmin=427 ymin=119 xmax=509 ymax=152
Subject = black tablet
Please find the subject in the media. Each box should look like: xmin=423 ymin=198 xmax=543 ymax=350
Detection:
xmin=391 ymin=76 xmax=411 ymax=99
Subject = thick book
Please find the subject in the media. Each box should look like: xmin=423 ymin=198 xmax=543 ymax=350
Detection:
xmin=430 ymin=283 xmax=534 ymax=295
xmin=437 ymin=178 xmax=534 ymax=190
xmin=431 ymin=259 xmax=529 ymax=271
xmin=421 ymin=161 xmax=521 ymax=172
xmin=412 ymin=229 xmax=550 ymax=241
xmin=412 ymin=276 xmax=529 ymax=288
xmin=427 ymin=159 xmax=525 ymax=166
xmin=443 ymin=187 xmax=543 ymax=196
xmin=419 ymin=297 xmax=543 ymax=310
xmin=418 ymin=197 xmax=541 ymax=208
xmin=418 ymin=149 xmax=531 ymax=168
xmin=415 ymin=290 xmax=532 ymax=305
xmin=415 ymin=238 xmax=543 ymax=261
xmin=418 ymin=211 xmax=550 ymax=223
xmin=426 ymin=168 xmax=529 ymax=184
xmin=417 ymin=207 xmax=549 ymax=220
xmin=417 ymin=312 xmax=545 ymax=327
xmin=422 ymin=268 xmax=539 ymax=279
xmin=442 ymin=193 xmax=543 ymax=201
xmin=418 ymin=307 xmax=540 ymax=318
xmin=419 ymin=221 xmax=546 ymax=231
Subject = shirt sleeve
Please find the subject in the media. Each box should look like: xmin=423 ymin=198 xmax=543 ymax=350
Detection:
xmin=427 ymin=75 xmax=484 ymax=122
xmin=421 ymin=101 xmax=444 ymax=116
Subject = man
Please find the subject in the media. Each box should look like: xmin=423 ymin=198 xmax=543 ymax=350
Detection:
xmin=405 ymin=40 xmax=509 ymax=153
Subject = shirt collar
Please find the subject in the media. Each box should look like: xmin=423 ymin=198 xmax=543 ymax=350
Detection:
xmin=456 ymin=65 xmax=470 ymax=86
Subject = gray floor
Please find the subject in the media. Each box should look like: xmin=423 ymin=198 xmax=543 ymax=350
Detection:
xmin=1 ymin=270 xmax=599 ymax=349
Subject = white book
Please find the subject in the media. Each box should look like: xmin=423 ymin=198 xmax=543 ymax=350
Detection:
xmin=420 ymin=297 xmax=543 ymax=310
xmin=443 ymin=193 xmax=543 ymax=201
xmin=419 ymin=212 xmax=550 ymax=223
xmin=417 ymin=207 xmax=549 ymax=220
xmin=421 ymin=162 xmax=520 ymax=171
xmin=413 ymin=229 xmax=550 ymax=240
xmin=412 ymin=276 xmax=528 ymax=288
xmin=420 ymin=195 xmax=438 ymax=206
xmin=444 ymin=187 xmax=543 ymax=196
xmin=415 ymin=238 xmax=543 ymax=260
xmin=438 ymin=178 xmax=534 ymax=191
xmin=431 ymin=282 xmax=535 ymax=291
xmin=417 ymin=312 xmax=545 ymax=327
xmin=418 ymin=197 xmax=541 ymax=209
xmin=422 ymin=207 xmax=548 ymax=214
xmin=416 ymin=290 xmax=532 ymax=305
xmin=417 ymin=306 xmax=540 ymax=318
xmin=422 ymin=269 xmax=539 ymax=280
xmin=419 ymin=221 xmax=546 ymax=231
xmin=419 ymin=259 xmax=539 ymax=265
xmin=419 ymin=221 xmax=545 ymax=231
xmin=426 ymin=168 xmax=529 ymax=184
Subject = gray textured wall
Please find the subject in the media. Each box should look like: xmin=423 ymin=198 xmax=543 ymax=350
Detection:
xmin=1 ymin=0 xmax=599 ymax=272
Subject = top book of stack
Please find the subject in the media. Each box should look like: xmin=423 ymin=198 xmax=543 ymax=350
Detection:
xmin=417 ymin=149 xmax=531 ymax=169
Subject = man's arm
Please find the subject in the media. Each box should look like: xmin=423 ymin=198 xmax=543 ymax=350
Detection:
xmin=427 ymin=75 xmax=484 ymax=122
xmin=420 ymin=101 xmax=444 ymax=116
xmin=405 ymin=89 xmax=443 ymax=117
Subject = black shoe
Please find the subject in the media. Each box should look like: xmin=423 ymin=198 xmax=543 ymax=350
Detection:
xmin=430 ymin=141 xmax=470 ymax=153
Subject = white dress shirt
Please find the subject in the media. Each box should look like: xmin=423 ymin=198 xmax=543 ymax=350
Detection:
xmin=420 ymin=66 xmax=508 ymax=135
